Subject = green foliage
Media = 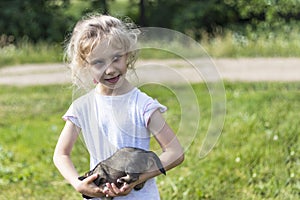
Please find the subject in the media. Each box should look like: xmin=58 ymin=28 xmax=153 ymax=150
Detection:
xmin=233 ymin=0 xmax=300 ymax=23
xmin=125 ymin=0 xmax=300 ymax=41
xmin=0 ymin=0 xmax=74 ymax=43
xmin=173 ymin=0 xmax=237 ymax=39
xmin=0 ymin=82 xmax=299 ymax=199
xmin=2 ymin=0 xmax=300 ymax=45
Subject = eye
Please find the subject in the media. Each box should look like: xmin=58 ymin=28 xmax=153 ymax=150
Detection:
xmin=112 ymin=54 xmax=123 ymax=62
xmin=91 ymin=60 xmax=105 ymax=69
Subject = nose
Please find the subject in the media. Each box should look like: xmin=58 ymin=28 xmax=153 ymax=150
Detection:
xmin=104 ymin=62 xmax=116 ymax=75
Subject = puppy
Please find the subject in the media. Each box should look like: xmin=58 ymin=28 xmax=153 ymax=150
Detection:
xmin=78 ymin=147 xmax=166 ymax=199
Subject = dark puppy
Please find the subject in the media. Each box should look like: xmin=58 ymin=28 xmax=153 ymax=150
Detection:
xmin=78 ymin=147 xmax=166 ymax=199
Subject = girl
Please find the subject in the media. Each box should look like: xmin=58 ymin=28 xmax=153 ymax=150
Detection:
xmin=53 ymin=14 xmax=184 ymax=199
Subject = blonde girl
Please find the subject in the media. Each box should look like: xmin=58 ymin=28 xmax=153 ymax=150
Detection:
xmin=53 ymin=14 xmax=184 ymax=199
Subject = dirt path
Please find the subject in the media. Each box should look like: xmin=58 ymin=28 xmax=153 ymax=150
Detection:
xmin=0 ymin=58 xmax=299 ymax=86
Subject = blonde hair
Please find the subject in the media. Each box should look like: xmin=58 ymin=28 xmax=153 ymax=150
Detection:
xmin=64 ymin=14 xmax=140 ymax=90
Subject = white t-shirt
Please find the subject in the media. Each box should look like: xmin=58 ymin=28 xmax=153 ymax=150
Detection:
xmin=63 ymin=87 xmax=167 ymax=200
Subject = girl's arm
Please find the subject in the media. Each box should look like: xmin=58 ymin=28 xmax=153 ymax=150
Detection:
xmin=53 ymin=120 xmax=105 ymax=198
xmin=126 ymin=109 xmax=184 ymax=186
xmin=105 ymin=109 xmax=184 ymax=197
xmin=145 ymin=109 xmax=185 ymax=174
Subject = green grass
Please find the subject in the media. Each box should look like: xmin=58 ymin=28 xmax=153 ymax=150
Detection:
xmin=202 ymin=29 xmax=300 ymax=58
xmin=1 ymin=26 xmax=300 ymax=68
xmin=0 ymin=41 xmax=63 ymax=68
xmin=0 ymin=82 xmax=299 ymax=199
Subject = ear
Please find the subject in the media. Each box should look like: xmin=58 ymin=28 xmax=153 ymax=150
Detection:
xmin=78 ymin=176 xmax=86 ymax=181
xmin=147 ymin=154 xmax=166 ymax=175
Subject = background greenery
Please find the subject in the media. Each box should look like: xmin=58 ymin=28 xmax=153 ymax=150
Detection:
xmin=1 ymin=0 xmax=300 ymax=67
xmin=0 ymin=82 xmax=299 ymax=199
xmin=0 ymin=0 xmax=299 ymax=199
xmin=2 ymin=0 xmax=300 ymax=42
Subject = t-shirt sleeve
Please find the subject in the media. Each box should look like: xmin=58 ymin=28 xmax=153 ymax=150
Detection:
xmin=143 ymin=98 xmax=167 ymax=128
xmin=62 ymin=103 xmax=81 ymax=128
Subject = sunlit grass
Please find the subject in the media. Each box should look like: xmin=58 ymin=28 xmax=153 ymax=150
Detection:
xmin=1 ymin=27 xmax=300 ymax=68
xmin=0 ymin=41 xmax=63 ymax=67
xmin=202 ymin=28 xmax=300 ymax=58
xmin=0 ymin=82 xmax=299 ymax=199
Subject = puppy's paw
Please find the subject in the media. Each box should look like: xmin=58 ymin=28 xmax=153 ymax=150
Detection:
xmin=117 ymin=178 xmax=124 ymax=184
xmin=117 ymin=174 xmax=131 ymax=183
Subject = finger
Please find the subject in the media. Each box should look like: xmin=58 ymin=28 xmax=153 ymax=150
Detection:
xmin=106 ymin=183 xmax=119 ymax=196
xmin=111 ymin=183 xmax=120 ymax=193
xmin=105 ymin=183 xmax=112 ymax=190
xmin=103 ymin=185 xmax=109 ymax=194
xmin=120 ymin=183 xmax=129 ymax=192
xmin=82 ymin=186 xmax=102 ymax=198
xmin=105 ymin=183 xmax=114 ymax=194
xmin=91 ymin=187 xmax=102 ymax=195
xmin=85 ymin=174 xmax=99 ymax=183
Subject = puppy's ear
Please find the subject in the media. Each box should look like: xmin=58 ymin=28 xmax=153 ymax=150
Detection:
xmin=147 ymin=153 xmax=166 ymax=175
xmin=78 ymin=171 xmax=91 ymax=181
xmin=78 ymin=176 xmax=86 ymax=181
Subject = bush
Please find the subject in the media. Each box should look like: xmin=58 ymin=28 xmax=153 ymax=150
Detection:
xmin=0 ymin=0 xmax=74 ymax=43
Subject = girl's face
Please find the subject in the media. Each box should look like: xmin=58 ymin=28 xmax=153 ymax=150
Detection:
xmin=87 ymin=41 xmax=128 ymax=94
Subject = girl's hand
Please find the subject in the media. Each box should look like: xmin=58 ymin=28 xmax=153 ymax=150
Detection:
xmin=75 ymin=174 xmax=105 ymax=198
xmin=103 ymin=182 xmax=134 ymax=198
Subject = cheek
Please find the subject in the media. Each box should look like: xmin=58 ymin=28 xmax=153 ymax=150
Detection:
xmin=89 ymin=67 xmax=105 ymax=79
xmin=120 ymin=65 xmax=127 ymax=74
xmin=119 ymin=59 xmax=128 ymax=73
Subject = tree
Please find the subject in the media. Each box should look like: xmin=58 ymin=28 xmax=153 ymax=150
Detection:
xmin=234 ymin=0 xmax=300 ymax=26
xmin=129 ymin=0 xmax=300 ymax=39
xmin=139 ymin=0 xmax=146 ymax=26
xmin=173 ymin=0 xmax=238 ymax=39
xmin=0 ymin=0 xmax=72 ymax=43
xmin=90 ymin=0 xmax=109 ymax=15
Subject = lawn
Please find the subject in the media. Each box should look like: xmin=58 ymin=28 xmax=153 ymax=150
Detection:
xmin=0 ymin=82 xmax=299 ymax=199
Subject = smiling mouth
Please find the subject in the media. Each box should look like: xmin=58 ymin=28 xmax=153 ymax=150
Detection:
xmin=105 ymin=75 xmax=121 ymax=84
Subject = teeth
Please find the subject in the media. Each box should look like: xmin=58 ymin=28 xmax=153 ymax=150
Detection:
xmin=106 ymin=75 xmax=119 ymax=80
xmin=106 ymin=75 xmax=120 ymax=83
